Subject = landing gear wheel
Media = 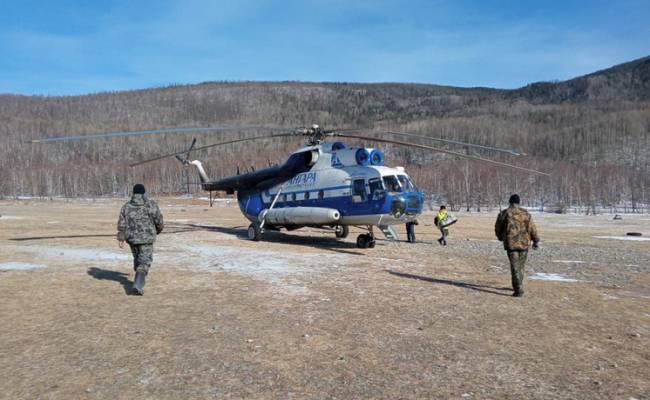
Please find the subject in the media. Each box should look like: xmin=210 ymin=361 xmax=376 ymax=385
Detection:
xmin=335 ymin=225 xmax=349 ymax=239
xmin=247 ymin=223 xmax=262 ymax=241
xmin=356 ymin=234 xmax=368 ymax=248
xmin=356 ymin=234 xmax=375 ymax=249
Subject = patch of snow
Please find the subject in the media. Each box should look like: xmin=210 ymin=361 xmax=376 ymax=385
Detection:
xmin=192 ymin=223 xmax=220 ymax=228
xmin=28 ymin=246 xmax=130 ymax=262
xmin=373 ymin=257 xmax=402 ymax=262
xmin=529 ymin=273 xmax=578 ymax=282
xmin=552 ymin=260 xmax=585 ymax=264
xmin=0 ymin=262 xmax=46 ymax=270
xmin=0 ymin=215 xmax=23 ymax=220
xmin=177 ymin=244 xmax=347 ymax=277
xmin=593 ymin=236 xmax=650 ymax=242
xmin=616 ymin=290 xmax=650 ymax=299
xmin=160 ymin=244 xmax=348 ymax=295
xmin=47 ymin=221 xmax=61 ymax=224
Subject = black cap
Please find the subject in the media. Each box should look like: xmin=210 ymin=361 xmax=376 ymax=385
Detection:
xmin=133 ymin=184 xmax=146 ymax=195
xmin=509 ymin=194 xmax=520 ymax=204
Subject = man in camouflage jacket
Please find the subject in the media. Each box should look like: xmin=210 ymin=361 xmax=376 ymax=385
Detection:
xmin=117 ymin=184 xmax=164 ymax=295
xmin=494 ymin=194 xmax=540 ymax=297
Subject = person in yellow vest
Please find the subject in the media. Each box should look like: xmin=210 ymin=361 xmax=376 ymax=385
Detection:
xmin=434 ymin=205 xmax=456 ymax=245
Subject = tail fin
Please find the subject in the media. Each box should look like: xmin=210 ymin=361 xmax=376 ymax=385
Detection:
xmin=189 ymin=160 xmax=209 ymax=184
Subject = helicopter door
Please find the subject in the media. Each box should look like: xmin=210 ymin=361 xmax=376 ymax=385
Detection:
xmin=351 ymin=179 xmax=367 ymax=203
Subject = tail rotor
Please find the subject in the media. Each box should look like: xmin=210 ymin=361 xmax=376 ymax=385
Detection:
xmin=175 ymin=138 xmax=197 ymax=166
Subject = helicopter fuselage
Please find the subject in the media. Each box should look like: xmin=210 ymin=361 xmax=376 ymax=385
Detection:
xmin=233 ymin=142 xmax=424 ymax=229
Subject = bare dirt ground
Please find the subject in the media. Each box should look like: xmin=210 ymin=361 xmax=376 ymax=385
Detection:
xmin=1 ymin=197 xmax=649 ymax=400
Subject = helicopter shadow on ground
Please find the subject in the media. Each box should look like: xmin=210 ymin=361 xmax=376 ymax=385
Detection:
xmin=87 ymin=267 xmax=133 ymax=295
xmin=168 ymin=223 xmax=366 ymax=256
xmin=385 ymin=269 xmax=512 ymax=297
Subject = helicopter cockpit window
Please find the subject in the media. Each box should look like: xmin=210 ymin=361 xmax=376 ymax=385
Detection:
xmin=351 ymin=179 xmax=367 ymax=202
xmin=382 ymin=175 xmax=401 ymax=192
xmin=368 ymin=178 xmax=384 ymax=199
xmin=397 ymin=175 xmax=415 ymax=192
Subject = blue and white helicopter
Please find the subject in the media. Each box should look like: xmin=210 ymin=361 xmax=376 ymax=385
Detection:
xmin=31 ymin=125 xmax=547 ymax=248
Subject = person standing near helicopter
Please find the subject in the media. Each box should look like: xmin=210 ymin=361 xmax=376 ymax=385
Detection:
xmin=405 ymin=219 xmax=418 ymax=243
xmin=117 ymin=184 xmax=164 ymax=295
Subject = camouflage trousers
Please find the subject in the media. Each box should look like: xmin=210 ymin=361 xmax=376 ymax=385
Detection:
xmin=507 ymin=250 xmax=528 ymax=293
xmin=129 ymin=243 xmax=154 ymax=275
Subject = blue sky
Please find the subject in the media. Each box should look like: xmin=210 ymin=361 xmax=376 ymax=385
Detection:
xmin=1 ymin=0 xmax=649 ymax=95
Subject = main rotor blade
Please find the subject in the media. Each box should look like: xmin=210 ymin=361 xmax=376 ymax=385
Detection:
xmin=335 ymin=133 xmax=550 ymax=176
xmin=129 ymin=133 xmax=299 ymax=167
xmin=27 ymin=125 xmax=290 ymax=144
xmin=186 ymin=137 xmax=197 ymax=158
xmin=347 ymin=129 xmax=523 ymax=156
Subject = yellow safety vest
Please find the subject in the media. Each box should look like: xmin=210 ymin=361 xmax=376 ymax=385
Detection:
xmin=436 ymin=210 xmax=447 ymax=227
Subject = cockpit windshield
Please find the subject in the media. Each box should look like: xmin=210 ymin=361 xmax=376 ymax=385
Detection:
xmin=382 ymin=175 xmax=401 ymax=192
xmin=397 ymin=175 xmax=416 ymax=192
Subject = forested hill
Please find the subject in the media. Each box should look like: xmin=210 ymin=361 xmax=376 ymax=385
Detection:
xmin=1 ymin=56 xmax=649 ymax=211
xmin=514 ymin=55 xmax=650 ymax=102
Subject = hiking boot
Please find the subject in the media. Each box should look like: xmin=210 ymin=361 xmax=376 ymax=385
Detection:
xmin=437 ymin=238 xmax=443 ymax=245
xmin=512 ymin=291 xmax=524 ymax=297
xmin=132 ymin=271 xmax=146 ymax=295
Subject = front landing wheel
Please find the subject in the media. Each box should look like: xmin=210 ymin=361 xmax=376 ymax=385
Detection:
xmin=335 ymin=225 xmax=349 ymax=239
xmin=247 ymin=223 xmax=262 ymax=241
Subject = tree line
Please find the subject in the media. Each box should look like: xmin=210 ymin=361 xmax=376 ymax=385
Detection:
xmin=1 ymin=70 xmax=649 ymax=212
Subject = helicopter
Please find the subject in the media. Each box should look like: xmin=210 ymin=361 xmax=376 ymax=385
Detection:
xmin=29 ymin=124 xmax=548 ymax=248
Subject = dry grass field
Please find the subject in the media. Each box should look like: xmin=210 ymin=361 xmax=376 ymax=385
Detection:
xmin=1 ymin=197 xmax=649 ymax=399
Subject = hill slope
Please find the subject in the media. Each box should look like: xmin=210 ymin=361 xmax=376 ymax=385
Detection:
xmin=515 ymin=56 xmax=650 ymax=102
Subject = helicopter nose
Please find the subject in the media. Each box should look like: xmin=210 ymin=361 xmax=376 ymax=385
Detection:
xmin=390 ymin=196 xmax=406 ymax=217
xmin=405 ymin=193 xmax=423 ymax=214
